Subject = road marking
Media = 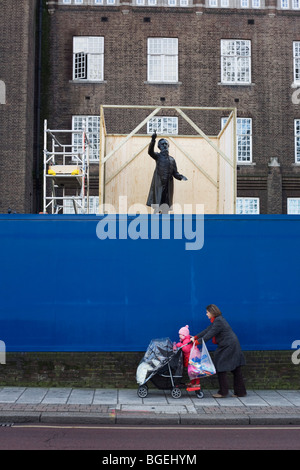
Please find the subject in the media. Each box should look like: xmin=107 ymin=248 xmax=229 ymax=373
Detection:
xmin=10 ymin=425 xmax=300 ymax=431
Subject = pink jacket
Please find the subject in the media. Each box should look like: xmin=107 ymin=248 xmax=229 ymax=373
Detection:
xmin=176 ymin=335 xmax=192 ymax=367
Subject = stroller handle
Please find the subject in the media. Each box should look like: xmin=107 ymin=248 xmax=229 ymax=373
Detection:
xmin=176 ymin=339 xmax=193 ymax=350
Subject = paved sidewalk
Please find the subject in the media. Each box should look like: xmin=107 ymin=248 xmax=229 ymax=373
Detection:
xmin=0 ymin=387 xmax=300 ymax=425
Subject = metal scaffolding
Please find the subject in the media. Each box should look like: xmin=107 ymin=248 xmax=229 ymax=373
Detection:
xmin=43 ymin=120 xmax=90 ymax=214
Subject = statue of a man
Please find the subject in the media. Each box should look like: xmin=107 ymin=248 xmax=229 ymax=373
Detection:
xmin=146 ymin=132 xmax=187 ymax=212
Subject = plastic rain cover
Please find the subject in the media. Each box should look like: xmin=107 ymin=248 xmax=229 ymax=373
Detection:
xmin=136 ymin=338 xmax=181 ymax=385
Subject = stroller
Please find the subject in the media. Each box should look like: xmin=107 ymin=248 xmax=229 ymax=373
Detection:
xmin=136 ymin=337 xmax=204 ymax=399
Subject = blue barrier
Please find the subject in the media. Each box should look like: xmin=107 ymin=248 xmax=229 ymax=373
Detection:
xmin=0 ymin=214 xmax=299 ymax=352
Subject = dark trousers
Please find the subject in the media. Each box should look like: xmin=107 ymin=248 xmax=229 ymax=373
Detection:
xmin=217 ymin=366 xmax=246 ymax=397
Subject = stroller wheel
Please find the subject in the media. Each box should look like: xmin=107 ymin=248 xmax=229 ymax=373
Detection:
xmin=137 ymin=385 xmax=148 ymax=398
xmin=171 ymin=387 xmax=182 ymax=399
xmin=196 ymin=390 xmax=204 ymax=399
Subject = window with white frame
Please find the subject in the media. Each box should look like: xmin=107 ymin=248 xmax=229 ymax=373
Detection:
xmin=73 ymin=37 xmax=104 ymax=81
xmin=147 ymin=117 xmax=178 ymax=135
xmin=63 ymin=196 xmax=99 ymax=214
xmin=72 ymin=116 xmax=100 ymax=162
xmin=287 ymin=198 xmax=300 ymax=214
xmin=295 ymin=119 xmax=300 ymax=163
xmin=221 ymin=40 xmax=251 ymax=85
xmin=147 ymin=38 xmax=178 ymax=83
xmin=62 ymin=0 xmax=115 ymax=3
xmin=294 ymin=42 xmax=300 ymax=84
xmin=236 ymin=197 xmax=259 ymax=214
xmin=280 ymin=0 xmax=300 ymax=7
xmin=222 ymin=117 xmax=252 ymax=163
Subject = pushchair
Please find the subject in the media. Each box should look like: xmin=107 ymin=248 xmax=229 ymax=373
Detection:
xmin=136 ymin=337 xmax=204 ymax=399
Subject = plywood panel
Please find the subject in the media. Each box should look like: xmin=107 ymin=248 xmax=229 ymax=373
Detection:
xmin=102 ymin=130 xmax=234 ymax=214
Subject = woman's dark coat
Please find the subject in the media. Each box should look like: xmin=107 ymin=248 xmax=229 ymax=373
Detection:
xmin=195 ymin=316 xmax=246 ymax=373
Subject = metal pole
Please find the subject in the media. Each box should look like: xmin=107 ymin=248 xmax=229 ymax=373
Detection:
xmin=43 ymin=120 xmax=47 ymax=213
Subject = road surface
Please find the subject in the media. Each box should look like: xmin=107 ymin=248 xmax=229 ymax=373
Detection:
xmin=0 ymin=424 xmax=300 ymax=450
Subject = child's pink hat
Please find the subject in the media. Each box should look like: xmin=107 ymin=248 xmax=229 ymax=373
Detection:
xmin=179 ymin=325 xmax=190 ymax=337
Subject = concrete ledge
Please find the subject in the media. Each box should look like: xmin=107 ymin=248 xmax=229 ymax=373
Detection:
xmin=0 ymin=412 xmax=41 ymax=423
xmin=249 ymin=414 xmax=300 ymax=425
xmin=181 ymin=414 xmax=250 ymax=425
xmin=40 ymin=412 xmax=115 ymax=425
xmin=115 ymin=412 xmax=181 ymax=425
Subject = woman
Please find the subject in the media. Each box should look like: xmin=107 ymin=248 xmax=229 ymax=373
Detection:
xmin=191 ymin=304 xmax=247 ymax=398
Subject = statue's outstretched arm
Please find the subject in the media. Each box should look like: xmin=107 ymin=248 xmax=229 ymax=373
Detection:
xmin=148 ymin=131 xmax=158 ymax=160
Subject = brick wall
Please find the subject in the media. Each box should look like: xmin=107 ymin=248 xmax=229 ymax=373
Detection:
xmin=0 ymin=0 xmax=37 ymax=214
xmin=0 ymin=351 xmax=299 ymax=390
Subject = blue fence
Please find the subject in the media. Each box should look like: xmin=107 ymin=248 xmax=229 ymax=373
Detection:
xmin=0 ymin=214 xmax=299 ymax=352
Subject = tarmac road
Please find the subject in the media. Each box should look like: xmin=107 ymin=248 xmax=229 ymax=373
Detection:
xmin=1 ymin=424 xmax=300 ymax=450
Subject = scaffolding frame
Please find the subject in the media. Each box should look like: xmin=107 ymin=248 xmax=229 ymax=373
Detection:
xmin=99 ymin=105 xmax=237 ymax=213
xmin=43 ymin=120 xmax=90 ymax=214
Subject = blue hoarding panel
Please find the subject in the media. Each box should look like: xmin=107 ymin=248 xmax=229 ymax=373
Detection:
xmin=0 ymin=214 xmax=299 ymax=352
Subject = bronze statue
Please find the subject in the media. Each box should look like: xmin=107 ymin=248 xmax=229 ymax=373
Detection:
xmin=146 ymin=132 xmax=187 ymax=212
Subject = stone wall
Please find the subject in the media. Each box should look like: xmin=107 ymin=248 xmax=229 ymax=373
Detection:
xmin=1 ymin=351 xmax=299 ymax=390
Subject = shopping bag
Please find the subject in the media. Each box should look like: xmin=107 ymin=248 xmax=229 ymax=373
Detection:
xmin=188 ymin=340 xmax=216 ymax=379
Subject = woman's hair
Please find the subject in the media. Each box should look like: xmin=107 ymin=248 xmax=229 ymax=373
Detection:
xmin=206 ymin=304 xmax=222 ymax=317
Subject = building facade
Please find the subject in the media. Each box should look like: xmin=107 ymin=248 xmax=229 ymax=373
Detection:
xmin=1 ymin=0 xmax=300 ymax=213
xmin=45 ymin=0 xmax=300 ymax=214
xmin=0 ymin=0 xmax=38 ymax=214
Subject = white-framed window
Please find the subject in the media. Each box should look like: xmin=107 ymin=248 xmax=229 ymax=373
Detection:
xmin=281 ymin=0 xmax=300 ymax=7
xmin=0 ymin=80 xmax=5 ymax=105
xmin=236 ymin=197 xmax=260 ymax=214
xmin=221 ymin=39 xmax=251 ymax=85
xmin=287 ymin=198 xmax=300 ymax=214
xmin=237 ymin=118 xmax=252 ymax=162
xmin=147 ymin=117 xmax=178 ymax=135
xmin=295 ymin=119 xmax=300 ymax=163
xmin=63 ymin=196 xmax=99 ymax=214
xmin=72 ymin=116 xmax=100 ymax=162
xmin=73 ymin=37 xmax=104 ymax=81
xmin=147 ymin=38 xmax=178 ymax=83
xmin=222 ymin=117 xmax=252 ymax=163
xmin=294 ymin=42 xmax=300 ymax=84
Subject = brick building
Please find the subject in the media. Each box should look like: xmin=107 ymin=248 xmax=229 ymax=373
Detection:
xmin=0 ymin=0 xmax=38 ymax=214
xmin=44 ymin=0 xmax=300 ymax=215
xmin=1 ymin=0 xmax=300 ymax=213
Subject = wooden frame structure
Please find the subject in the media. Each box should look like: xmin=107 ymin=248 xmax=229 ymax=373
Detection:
xmin=99 ymin=105 xmax=237 ymax=214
